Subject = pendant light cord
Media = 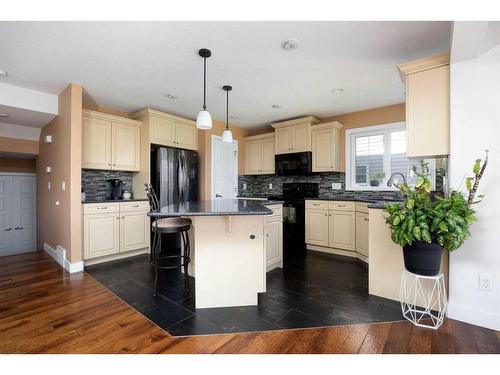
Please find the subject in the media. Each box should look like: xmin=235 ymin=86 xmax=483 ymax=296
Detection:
xmin=226 ymin=89 xmax=229 ymax=130
xmin=203 ymin=57 xmax=207 ymax=110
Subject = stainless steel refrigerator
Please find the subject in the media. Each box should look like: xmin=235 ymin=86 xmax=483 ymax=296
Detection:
xmin=150 ymin=146 xmax=198 ymax=255
xmin=151 ymin=146 xmax=199 ymax=207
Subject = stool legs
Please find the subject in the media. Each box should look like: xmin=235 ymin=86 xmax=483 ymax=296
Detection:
xmin=152 ymin=231 xmax=161 ymax=297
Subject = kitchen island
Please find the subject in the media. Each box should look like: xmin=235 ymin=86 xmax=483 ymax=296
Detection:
xmin=148 ymin=199 xmax=272 ymax=308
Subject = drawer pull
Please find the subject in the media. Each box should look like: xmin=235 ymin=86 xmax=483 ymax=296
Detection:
xmin=313 ymin=203 xmax=320 ymax=206
xmin=364 ymin=218 xmax=369 ymax=222
xmin=97 ymin=207 xmax=108 ymax=210
xmin=337 ymin=204 xmax=346 ymax=207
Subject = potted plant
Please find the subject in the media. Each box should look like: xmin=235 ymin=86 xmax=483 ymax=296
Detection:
xmin=383 ymin=151 xmax=488 ymax=276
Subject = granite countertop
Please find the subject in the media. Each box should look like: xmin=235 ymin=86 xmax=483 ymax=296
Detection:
xmin=82 ymin=198 xmax=149 ymax=204
xmin=148 ymin=199 xmax=273 ymax=218
xmin=238 ymin=194 xmax=401 ymax=207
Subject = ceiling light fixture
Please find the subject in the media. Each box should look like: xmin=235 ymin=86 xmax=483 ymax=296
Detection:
xmin=196 ymin=48 xmax=213 ymax=130
xmin=0 ymin=113 xmax=9 ymax=118
xmin=271 ymin=104 xmax=282 ymax=109
xmin=165 ymin=94 xmax=179 ymax=99
xmin=281 ymin=39 xmax=299 ymax=51
xmin=0 ymin=69 xmax=7 ymax=77
xmin=331 ymin=88 xmax=345 ymax=93
xmin=222 ymin=85 xmax=233 ymax=143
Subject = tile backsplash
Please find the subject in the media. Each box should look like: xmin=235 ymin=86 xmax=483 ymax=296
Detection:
xmin=238 ymin=172 xmax=403 ymax=201
xmin=82 ymin=169 xmax=133 ymax=202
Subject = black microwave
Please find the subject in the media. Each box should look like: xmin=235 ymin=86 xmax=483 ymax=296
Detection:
xmin=275 ymin=152 xmax=312 ymax=176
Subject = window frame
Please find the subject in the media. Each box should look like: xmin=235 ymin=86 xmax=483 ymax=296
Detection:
xmin=345 ymin=122 xmax=435 ymax=191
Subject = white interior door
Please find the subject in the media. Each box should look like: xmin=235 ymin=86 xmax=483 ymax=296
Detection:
xmin=211 ymin=136 xmax=238 ymax=200
xmin=0 ymin=174 xmax=36 ymax=257
xmin=0 ymin=176 xmax=14 ymax=254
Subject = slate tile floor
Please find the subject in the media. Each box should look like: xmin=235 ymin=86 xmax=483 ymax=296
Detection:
xmin=86 ymin=251 xmax=404 ymax=336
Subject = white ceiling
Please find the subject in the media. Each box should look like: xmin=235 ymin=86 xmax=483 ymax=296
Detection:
xmin=0 ymin=21 xmax=451 ymax=129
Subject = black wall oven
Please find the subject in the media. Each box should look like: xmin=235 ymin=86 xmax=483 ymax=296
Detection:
xmin=275 ymin=152 xmax=312 ymax=176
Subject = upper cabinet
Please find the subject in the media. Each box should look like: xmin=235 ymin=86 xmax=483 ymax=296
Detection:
xmin=397 ymin=52 xmax=450 ymax=158
xmin=271 ymin=116 xmax=320 ymax=154
xmin=82 ymin=110 xmax=140 ymax=171
xmin=311 ymin=121 xmax=343 ymax=172
xmin=135 ymin=108 xmax=198 ymax=151
xmin=244 ymin=133 xmax=275 ymax=175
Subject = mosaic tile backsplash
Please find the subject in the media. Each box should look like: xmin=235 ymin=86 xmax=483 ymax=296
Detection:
xmin=82 ymin=169 xmax=133 ymax=202
xmin=238 ymin=172 xmax=403 ymax=201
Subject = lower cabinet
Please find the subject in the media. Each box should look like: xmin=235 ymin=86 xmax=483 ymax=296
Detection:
xmin=328 ymin=210 xmax=355 ymax=251
xmin=355 ymin=212 xmax=369 ymax=257
xmin=83 ymin=202 xmax=150 ymax=261
xmin=265 ymin=204 xmax=283 ymax=271
xmin=305 ymin=208 xmax=329 ymax=246
xmin=84 ymin=212 xmax=120 ymax=259
xmin=305 ymin=200 xmax=368 ymax=260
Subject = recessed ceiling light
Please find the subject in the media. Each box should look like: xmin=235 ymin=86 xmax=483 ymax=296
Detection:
xmin=229 ymin=115 xmax=239 ymax=120
xmin=165 ymin=94 xmax=179 ymax=100
xmin=0 ymin=69 xmax=7 ymax=77
xmin=271 ymin=105 xmax=282 ymax=109
xmin=331 ymin=88 xmax=344 ymax=93
xmin=0 ymin=113 xmax=9 ymax=118
xmin=281 ymin=39 xmax=299 ymax=51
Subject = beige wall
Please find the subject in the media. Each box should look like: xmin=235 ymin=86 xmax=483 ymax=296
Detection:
xmin=0 ymin=136 xmax=39 ymax=155
xmin=198 ymin=120 xmax=252 ymax=201
xmin=37 ymin=83 xmax=82 ymax=262
xmin=0 ymin=158 xmax=36 ymax=173
xmin=248 ymin=103 xmax=406 ymax=172
xmin=323 ymin=103 xmax=405 ymax=171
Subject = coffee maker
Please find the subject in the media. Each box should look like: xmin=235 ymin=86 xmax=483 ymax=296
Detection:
xmin=107 ymin=179 xmax=123 ymax=200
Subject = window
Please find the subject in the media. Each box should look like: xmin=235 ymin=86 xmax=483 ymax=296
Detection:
xmin=346 ymin=123 xmax=436 ymax=191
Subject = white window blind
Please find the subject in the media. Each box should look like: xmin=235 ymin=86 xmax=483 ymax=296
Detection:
xmin=346 ymin=123 xmax=436 ymax=191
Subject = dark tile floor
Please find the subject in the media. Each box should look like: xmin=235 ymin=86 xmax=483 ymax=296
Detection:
xmin=86 ymin=251 xmax=404 ymax=336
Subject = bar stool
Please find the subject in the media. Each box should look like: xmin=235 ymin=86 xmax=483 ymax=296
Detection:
xmin=145 ymin=184 xmax=192 ymax=297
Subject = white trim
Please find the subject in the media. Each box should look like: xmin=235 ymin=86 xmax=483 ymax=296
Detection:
xmin=43 ymin=243 xmax=84 ymax=273
xmin=448 ymin=301 xmax=500 ymax=331
xmin=210 ymin=135 xmax=239 ymax=200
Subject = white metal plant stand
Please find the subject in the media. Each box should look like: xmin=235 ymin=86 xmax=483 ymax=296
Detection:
xmin=400 ymin=270 xmax=447 ymax=330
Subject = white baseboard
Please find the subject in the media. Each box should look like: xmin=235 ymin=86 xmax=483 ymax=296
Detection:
xmin=448 ymin=301 xmax=500 ymax=331
xmin=43 ymin=243 xmax=83 ymax=274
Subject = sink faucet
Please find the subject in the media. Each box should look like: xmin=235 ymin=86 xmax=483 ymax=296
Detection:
xmin=387 ymin=173 xmax=407 ymax=188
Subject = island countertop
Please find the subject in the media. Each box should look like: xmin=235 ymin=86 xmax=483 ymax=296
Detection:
xmin=147 ymin=199 xmax=273 ymax=218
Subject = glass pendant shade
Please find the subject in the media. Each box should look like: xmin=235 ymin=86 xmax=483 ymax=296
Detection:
xmin=196 ymin=109 xmax=212 ymax=130
xmin=222 ymin=129 xmax=233 ymax=143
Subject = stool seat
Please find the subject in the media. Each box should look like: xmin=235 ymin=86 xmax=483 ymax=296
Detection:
xmin=153 ymin=217 xmax=192 ymax=229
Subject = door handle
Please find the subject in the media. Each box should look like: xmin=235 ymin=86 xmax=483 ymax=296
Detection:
xmin=14 ymin=226 xmax=23 ymax=230
xmin=216 ymin=194 xmax=222 ymax=198
xmin=4 ymin=227 xmax=12 ymax=231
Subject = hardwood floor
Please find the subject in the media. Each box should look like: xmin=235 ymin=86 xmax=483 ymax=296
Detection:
xmin=0 ymin=251 xmax=498 ymax=354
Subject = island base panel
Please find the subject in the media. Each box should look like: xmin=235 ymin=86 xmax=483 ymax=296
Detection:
xmin=192 ymin=215 xmax=265 ymax=308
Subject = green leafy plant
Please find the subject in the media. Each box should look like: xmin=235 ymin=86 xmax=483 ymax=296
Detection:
xmin=384 ymin=151 xmax=488 ymax=251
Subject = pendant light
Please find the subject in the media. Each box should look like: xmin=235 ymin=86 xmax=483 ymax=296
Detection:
xmin=196 ymin=48 xmax=212 ymax=130
xmin=222 ymin=85 xmax=233 ymax=143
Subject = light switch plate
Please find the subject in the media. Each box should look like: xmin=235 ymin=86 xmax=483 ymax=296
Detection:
xmin=243 ymin=183 xmax=247 ymax=190
xmin=61 ymin=181 xmax=66 ymax=191
xmin=331 ymin=183 xmax=342 ymax=190
xmin=269 ymin=183 xmax=273 ymax=190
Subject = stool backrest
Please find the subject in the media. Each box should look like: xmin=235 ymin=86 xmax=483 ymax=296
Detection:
xmin=145 ymin=183 xmax=160 ymax=212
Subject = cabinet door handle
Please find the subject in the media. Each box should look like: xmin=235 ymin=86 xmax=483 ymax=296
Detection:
xmin=364 ymin=218 xmax=369 ymax=222
xmin=116 ymin=217 xmax=120 ymax=220
xmin=324 ymin=213 xmax=327 ymax=216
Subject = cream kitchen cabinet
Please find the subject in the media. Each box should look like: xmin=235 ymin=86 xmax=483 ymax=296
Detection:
xmin=271 ymin=116 xmax=319 ymax=154
xmin=265 ymin=204 xmax=283 ymax=271
xmin=328 ymin=210 xmax=355 ymax=251
xmin=83 ymin=201 xmax=150 ymax=263
xmin=138 ymin=109 xmax=198 ymax=151
xmin=397 ymin=53 xmax=450 ymax=158
xmin=305 ymin=206 xmax=329 ymax=247
xmin=82 ymin=110 xmax=141 ymax=171
xmin=311 ymin=121 xmax=343 ymax=172
xmin=355 ymin=212 xmax=369 ymax=257
xmin=244 ymin=133 xmax=275 ymax=175
xmin=305 ymin=200 xmax=359 ymax=255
